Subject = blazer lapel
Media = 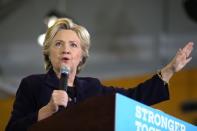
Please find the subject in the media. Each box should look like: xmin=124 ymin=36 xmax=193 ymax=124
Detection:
xmin=44 ymin=69 xmax=59 ymax=90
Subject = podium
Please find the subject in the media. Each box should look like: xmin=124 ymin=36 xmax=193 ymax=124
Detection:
xmin=29 ymin=93 xmax=196 ymax=131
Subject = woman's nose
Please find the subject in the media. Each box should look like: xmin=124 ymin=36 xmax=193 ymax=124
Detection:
xmin=62 ymin=44 xmax=70 ymax=54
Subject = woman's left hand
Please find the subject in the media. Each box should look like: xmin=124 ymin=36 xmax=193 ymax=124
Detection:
xmin=161 ymin=42 xmax=194 ymax=82
xmin=170 ymin=42 xmax=193 ymax=72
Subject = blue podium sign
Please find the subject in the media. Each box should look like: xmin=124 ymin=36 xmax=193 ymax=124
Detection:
xmin=115 ymin=93 xmax=196 ymax=131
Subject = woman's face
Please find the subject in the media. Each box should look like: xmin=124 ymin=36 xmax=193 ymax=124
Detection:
xmin=49 ymin=29 xmax=83 ymax=74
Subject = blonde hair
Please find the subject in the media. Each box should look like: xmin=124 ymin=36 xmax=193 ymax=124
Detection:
xmin=43 ymin=18 xmax=90 ymax=73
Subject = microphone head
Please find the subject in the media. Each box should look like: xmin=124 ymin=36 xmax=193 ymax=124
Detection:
xmin=61 ymin=66 xmax=70 ymax=74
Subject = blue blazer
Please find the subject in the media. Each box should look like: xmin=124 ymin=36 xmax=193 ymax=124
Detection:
xmin=6 ymin=69 xmax=169 ymax=131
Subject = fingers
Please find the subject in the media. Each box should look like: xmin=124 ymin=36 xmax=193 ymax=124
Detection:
xmin=51 ymin=90 xmax=69 ymax=108
xmin=177 ymin=41 xmax=194 ymax=60
xmin=182 ymin=42 xmax=194 ymax=57
xmin=185 ymin=57 xmax=192 ymax=65
xmin=177 ymin=48 xmax=187 ymax=60
xmin=171 ymin=42 xmax=194 ymax=73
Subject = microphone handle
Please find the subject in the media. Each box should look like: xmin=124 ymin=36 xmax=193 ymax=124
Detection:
xmin=58 ymin=73 xmax=68 ymax=111
xmin=59 ymin=73 xmax=68 ymax=91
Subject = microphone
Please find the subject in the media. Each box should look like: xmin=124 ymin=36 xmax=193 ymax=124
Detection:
xmin=58 ymin=66 xmax=70 ymax=111
xmin=59 ymin=66 xmax=70 ymax=91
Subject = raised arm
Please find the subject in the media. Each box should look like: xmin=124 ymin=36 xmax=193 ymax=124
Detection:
xmin=160 ymin=42 xmax=194 ymax=83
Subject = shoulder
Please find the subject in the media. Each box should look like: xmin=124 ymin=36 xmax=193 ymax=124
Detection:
xmin=75 ymin=77 xmax=103 ymax=89
xmin=77 ymin=76 xmax=100 ymax=81
xmin=15 ymin=73 xmax=46 ymax=98
xmin=22 ymin=73 xmax=46 ymax=83
xmin=76 ymin=76 xmax=101 ymax=84
xmin=18 ymin=73 xmax=47 ymax=92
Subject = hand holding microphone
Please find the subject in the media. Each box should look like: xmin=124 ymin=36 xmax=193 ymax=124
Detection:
xmin=38 ymin=90 xmax=69 ymax=121
xmin=38 ymin=66 xmax=70 ymax=120
xmin=58 ymin=66 xmax=70 ymax=110
xmin=48 ymin=65 xmax=70 ymax=111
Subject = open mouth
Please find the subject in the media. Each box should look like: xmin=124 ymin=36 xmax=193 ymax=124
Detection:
xmin=62 ymin=57 xmax=69 ymax=60
xmin=61 ymin=57 xmax=70 ymax=63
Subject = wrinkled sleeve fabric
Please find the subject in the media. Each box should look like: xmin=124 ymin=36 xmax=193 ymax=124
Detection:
xmin=100 ymin=74 xmax=169 ymax=106
xmin=5 ymin=78 xmax=38 ymax=131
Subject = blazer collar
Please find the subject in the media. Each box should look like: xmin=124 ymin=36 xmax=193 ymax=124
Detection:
xmin=44 ymin=68 xmax=86 ymax=93
xmin=45 ymin=68 xmax=59 ymax=90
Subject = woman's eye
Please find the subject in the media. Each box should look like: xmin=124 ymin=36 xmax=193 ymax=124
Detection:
xmin=55 ymin=42 xmax=62 ymax=47
xmin=70 ymin=42 xmax=78 ymax=48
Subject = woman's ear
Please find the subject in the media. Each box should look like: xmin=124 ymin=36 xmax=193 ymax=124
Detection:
xmin=79 ymin=59 xmax=83 ymax=65
xmin=80 ymin=56 xmax=83 ymax=63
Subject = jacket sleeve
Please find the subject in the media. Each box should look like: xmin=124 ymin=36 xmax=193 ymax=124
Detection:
xmin=5 ymin=78 xmax=38 ymax=131
xmin=101 ymin=74 xmax=170 ymax=106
